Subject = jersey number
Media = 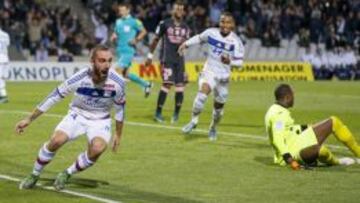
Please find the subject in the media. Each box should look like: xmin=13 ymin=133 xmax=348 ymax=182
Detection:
xmin=212 ymin=47 xmax=223 ymax=56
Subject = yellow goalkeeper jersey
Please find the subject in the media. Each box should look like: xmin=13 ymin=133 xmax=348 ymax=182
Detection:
xmin=265 ymin=104 xmax=302 ymax=165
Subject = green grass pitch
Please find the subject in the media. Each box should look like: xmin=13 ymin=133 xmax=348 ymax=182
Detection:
xmin=0 ymin=81 xmax=360 ymax=203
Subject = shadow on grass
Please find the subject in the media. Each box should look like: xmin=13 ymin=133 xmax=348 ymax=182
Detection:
xmin=40 ymin=177 xmax=203 ymax=203
xmin=253 ymin=156 xmax=360 ymax=173
xmin=3 ymin=160 xmax=203 ymax=203
xmin=220 ymin=122 xmax=263 ymax=129
xmin=183 ymin=132 xmax=207 ymax=141
xmin=39 ymin=177 xmax=110 ymax=188
xmin=214 ymin=139 xmax=270 ymax=149
xmin=93 ymin=183 xmax=204 ymax=203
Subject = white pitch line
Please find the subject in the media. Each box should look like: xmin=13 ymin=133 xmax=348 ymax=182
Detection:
xmin=0 ymin=110 xmax=348 ymax=151
xmin=0 ymin=174 xmax=121 ymax=203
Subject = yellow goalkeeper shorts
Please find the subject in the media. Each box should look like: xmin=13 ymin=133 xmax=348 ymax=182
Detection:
xmin=288 ymin=127 xmax=318 ymax=162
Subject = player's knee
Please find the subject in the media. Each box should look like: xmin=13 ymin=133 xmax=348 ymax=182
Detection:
xmin=90 ymin=141 xmax=107 ymax=155
xmin=330 ymin=116 xmax=343 ymax=130
xmin=200 ymin=83 xmax=211 ymax=95
xmin=48 ymin=137 xmax=66 ymax=151
xmin=162 ymin=83 xmax=172 ymax=90
xmin=175 ymin=85 xmax=184 ymax=92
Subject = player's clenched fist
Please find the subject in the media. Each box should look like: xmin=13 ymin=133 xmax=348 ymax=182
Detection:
xmin=15 ymin=118 xmax=31 ymax=134
xmin=290 ymin=160 xmax=300 ymax=170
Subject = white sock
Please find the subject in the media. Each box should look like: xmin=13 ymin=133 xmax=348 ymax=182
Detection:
xmin=338 ymin=157 xmax=355 ymax=166
xmin=32 ymin=143 xmax=55 ymax=176
xmin=210 ymin=108 xmax=224 ymax=129
xmin=66 ymin=151 xmax=94 ymax=175
xmin=0 ymin=78 xmax=6 ymax=97
xmin=191 ymin=92 xmax=208 ymax=123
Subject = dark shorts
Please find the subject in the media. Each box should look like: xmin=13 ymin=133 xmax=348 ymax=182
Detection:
xmin=161 ymin=62 xmax=187 ymax=85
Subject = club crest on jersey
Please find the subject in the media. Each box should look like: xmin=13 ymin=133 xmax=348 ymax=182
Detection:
xmin=104 ymin=84 xmax=115 ymax=91
xmin=103 ymin=90 xmax=112 ymax=97
xmin=225 ymin=44 xmax=231 ymax=51
xmin=124 ymin=25 xmax=130 ymax=32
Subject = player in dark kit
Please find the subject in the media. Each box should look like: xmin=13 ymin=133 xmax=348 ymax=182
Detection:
xmin=145 ymin=0 xmax=190 ymax=123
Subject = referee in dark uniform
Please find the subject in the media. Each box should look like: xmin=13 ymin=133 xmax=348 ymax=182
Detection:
xmin=145 ymin=0 xmax=190 ymax=123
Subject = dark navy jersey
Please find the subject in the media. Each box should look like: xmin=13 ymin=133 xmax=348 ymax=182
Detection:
xmin=155 ymin=18 xmax=190 ymax=64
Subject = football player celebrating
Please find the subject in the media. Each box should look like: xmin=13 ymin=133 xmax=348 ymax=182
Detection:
xmin=178 ymin=12 xmax=244 ymax=141
xmin=16 ymin=45 xmax=126 ymax=190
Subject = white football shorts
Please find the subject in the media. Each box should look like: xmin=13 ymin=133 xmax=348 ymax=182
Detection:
xmin=198 ymin=70 xmax=229 ymax=103
xmin=55 ymin=111 xmax=112 ymax=144
xmin=0 ymin=63 xmax=7 ymax=79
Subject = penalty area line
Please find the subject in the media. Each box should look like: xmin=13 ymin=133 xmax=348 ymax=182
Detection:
xmin=0 ymin=110 xmax=348 ymax=151
xmin=0 ymin=174 xmax=121 ymax=203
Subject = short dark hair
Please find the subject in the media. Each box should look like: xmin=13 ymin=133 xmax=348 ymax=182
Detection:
xmin=118 ymin=2 xmax=131 ymax=9
xmin=90 ymin=44 xmax=111 ymax=59
xmin=174 ymin=0 xmax=185 ymax=6
xmin=274 ymin=84 xmax=292 ymax=101
xmin=221 ymin=11 xmax=234 ymax=19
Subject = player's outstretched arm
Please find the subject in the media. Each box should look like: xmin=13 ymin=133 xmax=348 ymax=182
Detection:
xmin=113 ymin=89 xmax=125 ymax=152
xmin=112 ymin=120 xmax=123 ymax=153
xmin=15 ymin=108 xmax=43 ymax=135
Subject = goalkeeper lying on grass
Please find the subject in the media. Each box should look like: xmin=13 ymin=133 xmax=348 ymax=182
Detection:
xmin=265 ymin=83 xmax=360 ymax=170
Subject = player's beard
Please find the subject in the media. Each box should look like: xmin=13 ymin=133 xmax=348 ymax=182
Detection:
xmin=93 ymin=66 xmax=109 ymax=83
xmin=174 ymin=14 xmax=183 ymax=21
xmin=220 ymin=29 xmax=231 ymax=37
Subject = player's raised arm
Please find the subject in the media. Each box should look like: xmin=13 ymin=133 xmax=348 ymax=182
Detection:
xmin=112 ymin=89 xmax=126 ymax=152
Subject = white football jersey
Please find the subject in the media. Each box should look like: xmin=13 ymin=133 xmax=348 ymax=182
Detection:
xmin=185 ymin=28 xmax=244 ymax=78
xmin=0 ymin=29 xmax=10 ymax=63
xmin=38 ymin=68 xmax=126 ymax=121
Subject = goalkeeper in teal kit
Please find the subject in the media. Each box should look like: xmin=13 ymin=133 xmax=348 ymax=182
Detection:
xmin=111 ymin=3 xmax=152 ymax=97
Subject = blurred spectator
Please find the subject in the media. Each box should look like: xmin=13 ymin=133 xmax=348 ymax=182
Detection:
xmin=334 ymin=47 xmax=352 ymax=80
xmin=209 ymin=0 xmax=226 ymax=26
xmin=34 ymin=44 xmax=48 ymax=62
xmin=0 ymin=0 xmax=359 ymax=69
xmin=57 ymin=48 xmax=74 ymax=62
xmin=301 ymin=47 xmax=321 ymax=79
xmin=91 ymin=11 xmax=108 ymax=45
xmin=27 ymin=12 xmax=45 ymax=55
xmin=298 ymin=28 xmax=310 ymax=47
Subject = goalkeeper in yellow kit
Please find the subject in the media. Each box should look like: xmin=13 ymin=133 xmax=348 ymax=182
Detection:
xmin=265 ymin=84 xmax=360 ymax=170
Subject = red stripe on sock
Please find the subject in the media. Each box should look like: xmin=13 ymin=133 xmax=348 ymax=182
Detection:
xmin=36 ymin=158 xmax=50 ymax=165
xmin=75 ymin=160 xmax=84 ymax=171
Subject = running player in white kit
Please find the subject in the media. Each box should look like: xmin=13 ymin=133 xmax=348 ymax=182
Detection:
xmin=0 ymin=27 xmax=10 ymax=103
xmin=15 ymin=45 xmax=126 ymax=190
xmin=178 ymin=12 xmax=244 ymax=141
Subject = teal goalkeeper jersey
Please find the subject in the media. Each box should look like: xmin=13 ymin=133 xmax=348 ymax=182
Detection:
xmin=114 ymin=15 xmax=144 ymax=55
xmin=265 ymin=104 xmax=301 ymax=165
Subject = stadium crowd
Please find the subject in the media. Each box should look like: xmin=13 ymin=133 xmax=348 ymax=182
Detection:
xmin=0 ymin=0 xmax=359 ymax=79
